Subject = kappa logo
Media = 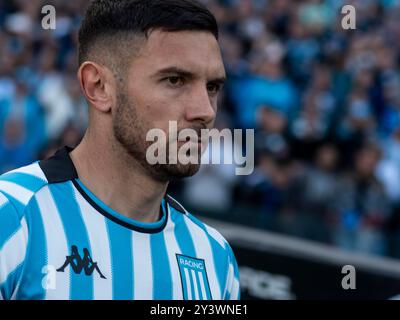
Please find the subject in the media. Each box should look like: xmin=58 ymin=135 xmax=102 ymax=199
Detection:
xmin=176 ymin=254 xmax=212 ymax=300
xmin=57 ymin=245 xmax=106 ymax=279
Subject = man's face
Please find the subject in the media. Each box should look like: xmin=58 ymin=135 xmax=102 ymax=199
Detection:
xmin=113 ymin=30 xmax=226 ymax=181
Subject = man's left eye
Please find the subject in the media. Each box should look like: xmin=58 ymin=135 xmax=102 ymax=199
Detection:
xmin=207 ymin=83 xmax=221 ymax=94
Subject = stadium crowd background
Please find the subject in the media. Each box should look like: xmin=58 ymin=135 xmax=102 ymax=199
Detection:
xmin=1 ymin=0 xmax=400 ymax=259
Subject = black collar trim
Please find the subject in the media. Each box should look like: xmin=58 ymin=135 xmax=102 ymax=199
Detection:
xmin=39 ymin=146 xmax=78 ymax=183
xmin=166 ymin=195 xmax=187 ymax=214
xmin=72 ymin=179 xmax=169 ymax=234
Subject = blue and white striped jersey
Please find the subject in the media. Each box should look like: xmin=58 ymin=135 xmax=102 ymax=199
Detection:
xmin=0 ymin=147 xmax=240 ymax=300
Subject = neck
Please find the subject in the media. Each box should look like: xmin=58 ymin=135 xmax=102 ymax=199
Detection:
xmin=70 ymin=130 xmax=168 ymax=223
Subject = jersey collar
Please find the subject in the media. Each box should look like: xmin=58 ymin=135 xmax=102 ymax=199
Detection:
xmin=39 ymin=146 xmax=184 ymax=233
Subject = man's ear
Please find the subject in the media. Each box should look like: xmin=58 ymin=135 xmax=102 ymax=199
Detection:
xmin=77 ymin=61 xmax=115 ymax=113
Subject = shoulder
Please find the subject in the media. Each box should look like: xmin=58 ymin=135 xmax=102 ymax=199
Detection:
xmin=0 ymin=162 xmax=49 ymax=217
xmin=166 ymin=194 xmax=233 ymax=254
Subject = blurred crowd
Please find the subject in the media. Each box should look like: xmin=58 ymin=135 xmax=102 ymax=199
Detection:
xmin=2 ymin=0 xmax=400 ymax=258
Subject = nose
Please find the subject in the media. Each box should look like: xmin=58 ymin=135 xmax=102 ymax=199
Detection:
xmin=184 ymin=84 xmax=216 ymax=125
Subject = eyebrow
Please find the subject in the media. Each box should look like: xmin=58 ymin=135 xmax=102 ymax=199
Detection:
xmin=154 ymin=66 xmax=226 ymax=84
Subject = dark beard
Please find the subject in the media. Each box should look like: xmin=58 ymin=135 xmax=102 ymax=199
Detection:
xmin=112 ymin=90 xmax=201 ymax=182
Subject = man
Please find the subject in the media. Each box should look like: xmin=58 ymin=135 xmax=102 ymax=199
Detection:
xmin=0 ymin=0 xmax=240 ymax=300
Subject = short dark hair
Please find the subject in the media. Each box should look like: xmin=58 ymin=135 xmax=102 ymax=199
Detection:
xmin=78 ymin=0 xmax=219 ymax=67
